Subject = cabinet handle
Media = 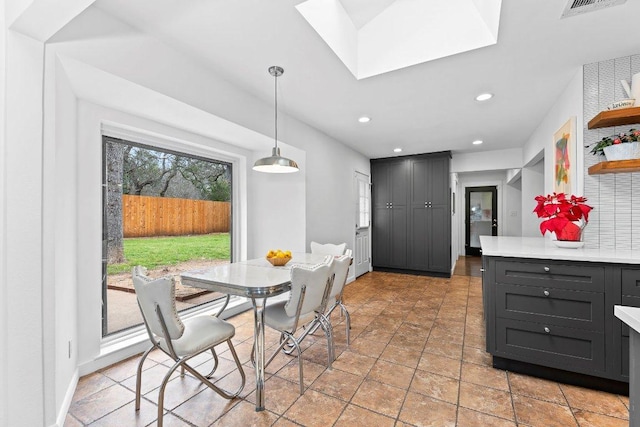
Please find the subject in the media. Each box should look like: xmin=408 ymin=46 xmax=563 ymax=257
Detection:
xmin=544 ymin=266 xmax=550 ymax=272
xmin=543 ymin=290 xmax=550 ymax=297
xmin=480 ymin=268 xmax=485 ymax=272
xmin=544 ymin=327 xmax=550 ymax=333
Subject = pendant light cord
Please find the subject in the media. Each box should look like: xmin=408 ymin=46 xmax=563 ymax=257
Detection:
xmin=274 ymin=71 xmax=278 ymax=150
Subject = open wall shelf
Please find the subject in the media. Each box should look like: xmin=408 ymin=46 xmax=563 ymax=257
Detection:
xmin=588 ymin=106 xmax=640 ymax=129
xmin=588 ymin=159 xmax=640 ymax=175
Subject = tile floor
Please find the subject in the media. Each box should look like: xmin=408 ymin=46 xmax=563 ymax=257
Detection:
xmin=65 ymin=258 xmax=630 ymax=426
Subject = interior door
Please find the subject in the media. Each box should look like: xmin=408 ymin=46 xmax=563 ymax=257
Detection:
xmin=355 ymin=171 xmax=371 ymax=277
xmin=465 ymin=186 xmax=497 ymax=256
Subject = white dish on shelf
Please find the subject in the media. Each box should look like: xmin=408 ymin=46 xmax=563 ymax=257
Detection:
xmin=552 ymin=240 xmax=584 ymax=249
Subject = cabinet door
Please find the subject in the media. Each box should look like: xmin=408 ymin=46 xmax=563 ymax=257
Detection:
xmin=390 ymin=205 xmax=408 ymax=268
xmin=428 ymin=204 xmax=450 ymax=273
xmin=372 ymin=205 xmax=391 ymax=267
xmin=371 ymin=161 xmax=390 ymax=209
xmin=390 ymin=160 xmax=409 ymax=206
xmin=410 ymin=158 xmax=430 ymax=205
xmin=409 ymin=205 xmax=429 ymax=270
xmin=427 ymin=156 xmax=450 ymax=206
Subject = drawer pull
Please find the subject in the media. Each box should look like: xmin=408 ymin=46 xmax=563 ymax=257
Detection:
xmin=543 ymin=290 xmax=550 ymax=297
xmin=544 ymin=266 xmax=550 ymax=272
xmin=480 ymin=268 xmax=485 ymax=272
xmin=544 ymin=327 xmax=551 ymax=333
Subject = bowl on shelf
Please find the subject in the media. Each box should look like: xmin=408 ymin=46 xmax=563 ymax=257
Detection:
xmin=603 ymin=141 xmax=640 ymax=161
xmin=607 ymin=99 xmax=635 ymax=110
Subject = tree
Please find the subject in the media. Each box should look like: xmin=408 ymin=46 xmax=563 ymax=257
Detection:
xmin=105 ymin=140 xmax=126 ymax=263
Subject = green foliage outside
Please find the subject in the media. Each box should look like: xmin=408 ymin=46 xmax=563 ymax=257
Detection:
xmin=107 ymin=233 xmax=230 ymax=275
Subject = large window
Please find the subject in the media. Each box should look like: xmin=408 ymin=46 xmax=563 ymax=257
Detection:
xmin=101 ymin=136 xmax=233 ymax=336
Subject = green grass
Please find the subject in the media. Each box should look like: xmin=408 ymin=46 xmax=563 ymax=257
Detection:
xmin=107 ymin=233 xmax=230 ymax=275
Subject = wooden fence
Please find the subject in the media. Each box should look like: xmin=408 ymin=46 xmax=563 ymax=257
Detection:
xmin=123 ymin=195 xmax=230 ymax=237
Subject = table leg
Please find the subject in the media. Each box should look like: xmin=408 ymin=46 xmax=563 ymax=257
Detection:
xmin=252 ymin=297 xmax=266 ymax=411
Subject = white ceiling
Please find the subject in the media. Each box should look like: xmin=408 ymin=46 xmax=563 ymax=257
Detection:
xmin=94 ymin=0 xmax=640 ymax=159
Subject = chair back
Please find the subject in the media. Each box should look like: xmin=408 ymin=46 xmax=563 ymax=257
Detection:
xmin=310 ymin=241 xmax=346 ymax=256
xmin=285 ymin=257 xmax=333 ymax=318
xmin=330 ymin=250 xmax=352 ymax=299
xmin=132 ymin=267 xmax=184 ymax=340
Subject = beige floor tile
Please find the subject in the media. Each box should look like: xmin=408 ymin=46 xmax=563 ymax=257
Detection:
xmin=380 ymin=343 xmax=422 ymax=368
xmin=334 ymin=404 xmax=396 ymax=427
xmin=69 ymin=384 xmax=136 ymax=425
xmin=86 ymin=400 xmax=157 ymax=427
xmin=284 ymin=389 xmax=346 ymax=427
xmin=461 ymin=362 xmax=509 ymax=391
xmin=456 ymin=407 xmax=517 ymax=427
xmin=417 ymin=352 xmax=462 ymax=380
xmin=171 ymin=388 xmax=238 ymax=426
xmin=213 ymin=400 xmax=279 ymax=427
xmin=461 ymin=345 xmax=492 ymax=367
xmin=310 ymin=367 xmax=363 ymax=401
xmin=561 ymin=384 xmax=629 ymax=419
xmin=410 ymin=369 xmax=459 ymax=404
xmin=332 ymin=350 xmax=377 ymax=377
xmin=458 ymin=382 xmax=515 ymax=420
xmin=508 ymin=372 xmax=567 ymax=405
xmin=351 ymin=378 xmax=406 ymax=417
xmin=367 ymin=359 xmax=415 ymax=389
xmin=348 ymin=337 xmax=387 ymax=358
xmin=424 ymin=339 xmax=463 ymax=359
xmin=399 ymin=391 xmax=457 ymax=427
xmin=512 ymin=394 xmax=577 ymax=427
xmin=572 ymin=408 xmax=628 ymax=427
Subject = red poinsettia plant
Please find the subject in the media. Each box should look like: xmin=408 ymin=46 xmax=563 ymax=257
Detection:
xmin=533 ymin=193 xmax=593 ymax=241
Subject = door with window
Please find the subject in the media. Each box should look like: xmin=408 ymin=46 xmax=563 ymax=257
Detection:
xmin=355 ymin=171 xmax=371 ymax=277
xmin=465 ymin=186 xmax=497 ymax=256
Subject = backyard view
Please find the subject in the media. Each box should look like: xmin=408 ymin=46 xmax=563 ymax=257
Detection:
xmin=103 ymin=136 xmax=232 ymax=335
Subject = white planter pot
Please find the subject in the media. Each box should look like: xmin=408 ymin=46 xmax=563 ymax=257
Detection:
xmin=603 ymin=141 xmax=640 ymax=161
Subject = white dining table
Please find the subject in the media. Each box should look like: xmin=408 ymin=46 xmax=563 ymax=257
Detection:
xmin=180 ymin=252 xmax=328 ymax=411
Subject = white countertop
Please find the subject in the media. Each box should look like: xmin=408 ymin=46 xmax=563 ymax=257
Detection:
xmin=615 ymin=306 xmax=640 ymax=332
xmin=479 ymin=236 xmax=640 ymax=264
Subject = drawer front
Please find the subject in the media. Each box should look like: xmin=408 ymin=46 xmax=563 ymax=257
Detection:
xmin=495 ymin=318 xmax=605 ymax=374
xmin=496 ymin=284 xmax=604 ymax=332
xmin=495 ymin=260 xmax=605 ymax=292
xmin=622 ymin=268 xmax=640 ymax=297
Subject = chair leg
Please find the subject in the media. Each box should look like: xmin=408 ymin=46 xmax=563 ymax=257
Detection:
xmin=157 ymin=359 xmax=183 ymax=427
xmin=340 ymin=303 xmax=351 ymax=345
xmin=135 ymin=345 xmax=155 ymax=411
xmin=289 ymin=338 xmax=305 ymax=395
xmin=318 ymin=315 xmax=335 ymax=368
xmin=205 ymin=348 xmax=219 ymax=379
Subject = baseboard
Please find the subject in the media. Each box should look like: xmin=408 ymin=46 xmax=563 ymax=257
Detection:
xmin=54 ymin=368 xmax=79 ymax=427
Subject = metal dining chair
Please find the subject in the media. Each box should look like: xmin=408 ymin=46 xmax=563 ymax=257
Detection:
xmin=253 ymin=257 xmax=333 ymax=394
xmin=310 ymin=241 xmax=346 ymax=256
xmin=132 ymin=266 xmax=245 ymax=427
xmin=324 ymin=250 xmax=353 ymax=345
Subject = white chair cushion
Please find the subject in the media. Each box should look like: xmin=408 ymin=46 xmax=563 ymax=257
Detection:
xmin=330 ymin=252 xmax=352 ymax=299
xmin=159 ymin=316 xmax=235 ymax=357
xmin=310 ymin=241 xmax=346 ymax=256
xmin=264 ymin=301 xmax=316 ymax=331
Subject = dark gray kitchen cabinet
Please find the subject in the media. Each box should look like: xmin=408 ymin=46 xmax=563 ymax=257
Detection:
xmin=483 ymin=255 xmax=640 ymax=391
xmin=409 ymin=155 xmax=450 ymax=273
xmin=371 ymin=152 xmax=450 ymax=275
xmin=371 ymin=160 xmax=409 ymax=269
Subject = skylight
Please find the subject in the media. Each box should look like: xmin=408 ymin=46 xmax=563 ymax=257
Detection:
xmin=296 ymin=0 xmax=503 ymax=79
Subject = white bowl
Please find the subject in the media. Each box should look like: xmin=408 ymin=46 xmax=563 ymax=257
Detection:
xmin=607 ymin=99 xmax=635 ymax=110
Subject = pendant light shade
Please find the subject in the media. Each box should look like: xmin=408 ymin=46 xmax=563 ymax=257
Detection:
xmin=253 ymin=66 xmax=299 ymax=174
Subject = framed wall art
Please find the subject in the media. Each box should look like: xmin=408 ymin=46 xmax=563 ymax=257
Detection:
xmin=553 ymin=116 xmax=576 ymax=194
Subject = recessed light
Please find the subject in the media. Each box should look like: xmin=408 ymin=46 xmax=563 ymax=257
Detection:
xmin=394 ymin=148 xmax=402 ymax=153
xmin=358 ymin=116 xmax=371 ymax=123
xmin=472 ymin=140 xmax=483 ymax=145
xmin=475 ymin=93 xmax=493 ymax=101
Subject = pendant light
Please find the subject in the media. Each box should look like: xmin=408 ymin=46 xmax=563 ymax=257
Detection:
xmin=253 ymin=66 xmax=299 ymax=173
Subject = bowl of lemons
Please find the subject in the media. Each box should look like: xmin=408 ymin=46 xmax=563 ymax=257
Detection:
xmin=266 ymin=249 xmax=292 ymax=266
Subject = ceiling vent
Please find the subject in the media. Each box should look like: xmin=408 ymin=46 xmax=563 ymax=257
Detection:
xmin=561 ymin=0 xmax=627 ymax=18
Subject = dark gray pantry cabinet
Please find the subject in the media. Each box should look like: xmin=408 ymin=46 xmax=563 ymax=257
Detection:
xmin=483 ymin=256 xmax=640 ymax=393
xmin=371 ymin=152 xmax=451 ymax=276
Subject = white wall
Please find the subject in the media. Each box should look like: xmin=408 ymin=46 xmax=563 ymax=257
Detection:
xmin=519 ymin=68 xmax=583 ymax=237
xmin=522 ymin=69 xmax=584 ymax=195
xmin=451 ymin=147 xmax=523 ymax=173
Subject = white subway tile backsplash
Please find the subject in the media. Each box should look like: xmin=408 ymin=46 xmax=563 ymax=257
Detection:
xmin=583 ymin=54 xmax=640 ymax=249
